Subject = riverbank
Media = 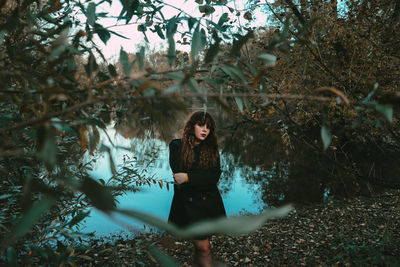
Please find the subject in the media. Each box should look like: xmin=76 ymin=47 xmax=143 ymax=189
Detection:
xmin=75 ymin=189 xmax=400 ymax=266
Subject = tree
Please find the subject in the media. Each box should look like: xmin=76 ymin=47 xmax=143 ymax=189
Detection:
xmin=1 ymin=0 xmax=398 ymax=264
xmin=0 ymin=0 xmax=294 ymax=264
xmin=238 ymin=0 xmax=400 ymax=202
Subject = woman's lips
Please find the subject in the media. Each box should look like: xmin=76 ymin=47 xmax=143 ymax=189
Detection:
xmin=201 ymin=134 xmax=206 ymax=137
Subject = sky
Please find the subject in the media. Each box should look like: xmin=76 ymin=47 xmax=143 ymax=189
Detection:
xmin=90 ymin=0 xmax=271 ymax=61
xmin=82 ymin=0 xmax=347 ymax=61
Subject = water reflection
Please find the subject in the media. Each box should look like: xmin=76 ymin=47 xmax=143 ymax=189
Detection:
xmin=83 ymin=113 xmax=367 ymax=238
xmin=81 ymin=129 xmax=264 ymax=238
xmin=220 ymin=120 xmax=336 ymax=205
xmin=109 ymin=100 xmax=400 ymax=210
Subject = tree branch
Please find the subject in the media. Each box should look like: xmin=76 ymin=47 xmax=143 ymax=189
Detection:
xmin=0 ymin=92 xmax=341 ymax=135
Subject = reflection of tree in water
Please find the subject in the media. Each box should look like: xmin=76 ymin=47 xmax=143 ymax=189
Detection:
xmin=114 ymin=98 xmax=187 ymax=143
xmin=219 ymin=121 xmax=331 ymax=206
xmin=219 ymin=121 xmax=290 ymax=206
xmin=219 ymin=117 xmax=400 ymax=206
xmin=108 ymin=111 xmax=400 ymax=206
xmin=218 ymin=153 xmax=235 ymax=195
xmin=127 ymin=137 xmax=165 ymax=169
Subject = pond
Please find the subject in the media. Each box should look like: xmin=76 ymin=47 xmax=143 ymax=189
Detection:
xmin=79 ymin=113 xmax=376 ymax=239
xmin=80 ymin=130 xmax=264 ymax=239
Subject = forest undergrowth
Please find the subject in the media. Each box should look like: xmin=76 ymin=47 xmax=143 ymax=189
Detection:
xmin=73 ymin=189 xmax=400 ymax=266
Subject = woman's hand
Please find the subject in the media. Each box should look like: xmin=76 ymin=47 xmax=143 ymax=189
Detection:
xmin=173 ymin=173 xmax=188 ymax=184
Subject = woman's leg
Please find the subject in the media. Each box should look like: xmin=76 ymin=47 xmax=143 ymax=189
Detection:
xmin=194 ymin=238 xmax=212 ymax=267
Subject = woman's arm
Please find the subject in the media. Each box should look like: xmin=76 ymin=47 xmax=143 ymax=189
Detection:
xmin=169 ymin=139 xmax=181 ymax=173
xmin=187 ymin=156 xmax=221 ymax=186
xmin=169 ymin=139 xmax=190 ymax=184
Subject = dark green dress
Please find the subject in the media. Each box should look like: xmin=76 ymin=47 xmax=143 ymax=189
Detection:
xmin=168 ymin=139 xmax=226 ymax=229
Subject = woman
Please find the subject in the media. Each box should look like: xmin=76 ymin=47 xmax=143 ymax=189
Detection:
xmin=168 ymin=111 xmax=226 ymax=267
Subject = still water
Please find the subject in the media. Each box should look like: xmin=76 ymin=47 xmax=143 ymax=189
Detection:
xmin=81 ymin=130 xmax=264 ymax=239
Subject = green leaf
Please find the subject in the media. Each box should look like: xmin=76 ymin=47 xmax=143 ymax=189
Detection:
xmin=166 ymin=17 xmax=178 ymax=37
xmin=365 ymin=83 xmax=379 ymax=101
xmin=231 ymin=30 xmax=254 ymax=57
xmin=163 ymin=85 xmax=182 ymax=94
xmin=69 ymin=211 xmax=91 ymax=227
xmin=66 ymin=57 xmax=76 ymax=71
xmin=120 ymin=48 xmax=134 ymax=77
xmin=94 ymin=23 xmax=111 ymax=45
xmin=42 ymin=14 xmax=58 ymax=24
xmin=217 ymin=13 xmax=228 ymax=26
xmin=233 ymin=89 xmax=243 ymax=112
xmin=7 ymin=247 xmax=17 ymax=266
xmin=200 ymin=77 xmax=225 ymax=84
xmin=116 ymin=205 xmax=292 ymax=238
xmin=321 ymin=124 xmax=331 ymax=150
xmin=165 ymin=71 xmax=185 ymax=81
xmin=188 ymin=78 xmax=201 ymax=93
xmin=155 ymin=24 xmax=165 ymax=39
xmin=86 ymin=3 xmax=96 ymax=26
xmin=168 ymin=37 xmax=176 ymax=66
xmin=204 ymin=41 xmax=220 ymax=63
xmin=65 ymin=46 xmax=83 ymax=55
xmin=137 ymin=46 xmax=145 ymax=70
xmin=205 ymin=29 xmax=221 ymax=63
xmin=108 ymin=64 xmax=117 ymax=77
xmin=51 ymin=119 xmax=75 ymax=133
xmin=109 ymin=29 xmax=130 ymax=40
xmin=191 ymin=23 xmax=202 ymax=60
xmin=199 ymin=5 xmax=215 ymax=15
xmin=0 ymin=30 xmax=5 ymax=46
xmin=220 ymin=65 xmax=246 ymax=84
xmin=4 ymin=197 xmax=55 ymax=244
xmin=142 ymin=88 xmax=156 ymax=96
xmin=138 ymin=24 xmax=147 ymax=32
xmin=36 ymin=126 xmax=57 ymax=169
xmin=84 ymin=53 xmax=98 ymax=77
xmin=200 ymin=28 xmax=207 ymax=47
xmin=49 ymin=46 xmax=65 ymax=60
xmin=81 ymin=176 xmax=116 ymax=212
xmin=183 ymin=205 xmax=293 ymax=236
xmin=0 ymin=194 xmax=13 ymax=200
xmin=375 ymin=103 xmax=393 ymax=122
xmin=187 ymin=17 xmax=196 ymax=31
xmin=148 ymin=246 xmax=179 ymax=267
xmin=258 ymin=54 xmax=276 ymax=67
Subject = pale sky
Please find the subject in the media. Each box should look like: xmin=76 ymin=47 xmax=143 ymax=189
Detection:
xmin=87 ymin=0 xmax=347 ymax=61
xmin=90 ymin=0 xmax=271 ymax=61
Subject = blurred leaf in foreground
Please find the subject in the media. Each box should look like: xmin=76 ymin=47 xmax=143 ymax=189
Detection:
xmin=1 ymin=197 xmax=55 ymax=248
xmin=148 ymin=245 xmax=179 ymax=267
xmin=116 ymin=204 xmax=293 ymax=238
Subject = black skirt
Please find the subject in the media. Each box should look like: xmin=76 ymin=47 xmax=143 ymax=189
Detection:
xmin=168 ymin=185 xmax=226 ymax=227
xmin=168 ymin=185 xmax=226 ymax=240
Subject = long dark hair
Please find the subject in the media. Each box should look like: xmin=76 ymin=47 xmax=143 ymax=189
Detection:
xmin=180 ymin=111 xmax=219 ymax=169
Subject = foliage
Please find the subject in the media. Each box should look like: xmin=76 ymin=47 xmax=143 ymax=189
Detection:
xmin=212 ymin=0 xmax=400 ymax=205
xmin=0 ymin=0 xmax=295 ymax=264
xmin=0 ymin=0 xmax=399 ymax=264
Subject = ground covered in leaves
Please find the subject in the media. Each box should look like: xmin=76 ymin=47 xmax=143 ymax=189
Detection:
xmin=75 ymin=189 xmax=400 ymax=266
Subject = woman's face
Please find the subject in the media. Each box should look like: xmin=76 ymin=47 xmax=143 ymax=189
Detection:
xmin=194 ymin=123 xmax=210 ymax=141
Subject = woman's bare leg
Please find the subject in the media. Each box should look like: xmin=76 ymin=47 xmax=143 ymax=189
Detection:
xmin=194 ymin=239 xmax=212 ymax=267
